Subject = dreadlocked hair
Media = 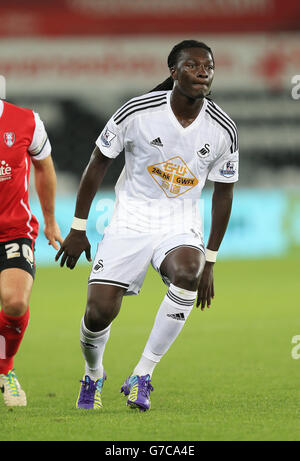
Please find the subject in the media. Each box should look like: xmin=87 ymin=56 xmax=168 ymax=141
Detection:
xmin=150 ymin=40 xmax=214 ymax=93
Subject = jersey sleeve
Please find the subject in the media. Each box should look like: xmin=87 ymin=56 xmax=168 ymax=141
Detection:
xmin=207 ymin=130 xmax=239 ymax=183
xmin=207 ymin=148 xmax=239 ymax=183
xmin=95 ymin=116 xmax=124 ymax=159
xmin=28 ymin=112 xmax=51 ymax=160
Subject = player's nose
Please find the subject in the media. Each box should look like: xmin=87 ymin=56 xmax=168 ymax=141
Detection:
xmin=196 ymin=65 xmax=208 ymax=78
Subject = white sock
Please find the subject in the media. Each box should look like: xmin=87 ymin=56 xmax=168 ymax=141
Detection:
xmin=132 ymin=354 xmax=157 ymax=378
xmin=80 ymin=316 xmax=111 ymax=381
xmin=133 ymin=284 xmax=196 ymax=377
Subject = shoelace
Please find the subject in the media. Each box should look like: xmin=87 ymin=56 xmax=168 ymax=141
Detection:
xmin=139 ymin=376 xmax=154 ymax=397
xmin=80 ymin=377 xmax=103 ymax=401
xmin=6 ymin=370 xmax=20 ymax=396
xmin=79 ymin=378 xmax=97 ymax=403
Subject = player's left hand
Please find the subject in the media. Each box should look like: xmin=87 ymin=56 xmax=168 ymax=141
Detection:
xmin=196 ymin=261 xmax=214 ymax=310
xmin=44 ymin=220 xmax=63 ymax=250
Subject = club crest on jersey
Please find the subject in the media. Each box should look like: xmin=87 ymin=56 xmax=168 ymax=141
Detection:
xmin=100 ymin=127 xmax=116 ymax=148
xmin=220 ymin=161 xmax=237 ymax=178
xmin=197 ymin=143 xmax=210 ymax=158
xmin=3 ymin=132 xmax=15 ymax=147
xmin=147 ymin=156 xmax=198 ymax=198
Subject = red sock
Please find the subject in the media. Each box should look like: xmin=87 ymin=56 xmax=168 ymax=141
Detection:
xmin=0 ymin=308 xmax=30 ymax=374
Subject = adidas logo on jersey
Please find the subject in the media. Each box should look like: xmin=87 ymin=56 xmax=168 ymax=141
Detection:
xmin=150 ymin=137 xmax=163 ymax=147
xmin=167 ymin=312 xmax=185 ymax=321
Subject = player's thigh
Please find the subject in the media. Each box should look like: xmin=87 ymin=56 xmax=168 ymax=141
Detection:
xmin=0 ymin=268 xmax=34 ymax=315
xmin=160 ymin=246 xmax=205 ymax=290
xmin=85 ymin=283 xmax=127 ymax=330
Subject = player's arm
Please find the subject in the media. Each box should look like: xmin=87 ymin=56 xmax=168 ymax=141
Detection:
xmin=55 ymin=146 xmax=112 ymax=269
xmin=197 ymin=181 xmax=234 ymax=310
xmin=32 ymin=155 xmax=63 ymax=250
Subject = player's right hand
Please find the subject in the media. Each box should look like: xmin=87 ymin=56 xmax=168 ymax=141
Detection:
xmin=55 ymin=229 xmax=92 ymax=269
xmin=196 ymin=261 xmax=214 ymax=310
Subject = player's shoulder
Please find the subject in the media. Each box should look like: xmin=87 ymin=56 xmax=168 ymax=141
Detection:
xmin=112 ymin=90 xmax=168 ymax=126
xmin=204 ymin=98 xmax=238 ymax=152
xmin=205 ymin=98 xmax=237 ymax=128
xmin=3 ymin=100 xmax=34 ymax=119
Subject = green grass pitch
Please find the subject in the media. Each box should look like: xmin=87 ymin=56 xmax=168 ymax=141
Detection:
xmin=1 ymin=255 xmax=300 ymax=441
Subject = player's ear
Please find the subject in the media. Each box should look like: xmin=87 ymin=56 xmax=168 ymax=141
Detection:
xmin=170 ymin=66 xmax=177 ymax=81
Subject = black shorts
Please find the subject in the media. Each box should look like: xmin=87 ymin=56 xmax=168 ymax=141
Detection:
xmin=0 ymin=237 xmax=36 ymax=279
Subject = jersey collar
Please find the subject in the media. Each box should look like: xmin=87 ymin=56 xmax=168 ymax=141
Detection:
xmin=166 ymin=91 xmax=207 ymax=134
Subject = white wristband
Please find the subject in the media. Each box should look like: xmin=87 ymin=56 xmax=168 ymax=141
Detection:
xmin=205 ymin=248 xmax=218 ymax=263
xmin=71 ymin=217 xmax=87 ymax=231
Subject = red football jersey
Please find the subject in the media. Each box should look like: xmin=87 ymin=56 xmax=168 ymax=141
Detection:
xmin=0 ymin=100 xmax=50 ymax=242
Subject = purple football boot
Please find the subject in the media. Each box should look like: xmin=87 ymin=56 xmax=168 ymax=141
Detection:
xmin=120 ymin=374 xmax=154 ymax=411
xmin=76 ymin=371 xmax=107 ymax=410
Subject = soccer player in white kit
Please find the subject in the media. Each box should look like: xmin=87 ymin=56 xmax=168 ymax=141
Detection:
xmin=56 ymin=40 xmax=239 ymax=411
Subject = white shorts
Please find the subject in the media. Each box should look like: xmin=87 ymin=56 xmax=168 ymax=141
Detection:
xmin=88 ymin=227 xmax=204 ymax=296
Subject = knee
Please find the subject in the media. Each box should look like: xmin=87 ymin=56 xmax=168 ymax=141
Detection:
xmin=85 ymin=297 xmax=115 ymax=331
xmin=172 ymin=261 xmax=201 ymax=291
xmin=2 ymin=296 xmax=28 ymax=316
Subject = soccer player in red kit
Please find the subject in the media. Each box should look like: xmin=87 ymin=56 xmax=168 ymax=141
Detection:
xmin=0 ymin=98 xmax=63 ymax=406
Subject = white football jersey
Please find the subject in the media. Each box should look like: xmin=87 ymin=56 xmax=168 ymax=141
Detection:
xmin=96 ymin=91 xmax=239 ymax=234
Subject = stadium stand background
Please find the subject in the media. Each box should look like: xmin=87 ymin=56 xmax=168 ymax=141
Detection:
xmin=1 ymin=0 xmax=299 ymax=261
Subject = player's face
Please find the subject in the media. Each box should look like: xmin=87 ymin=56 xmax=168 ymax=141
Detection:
xmin=171 ymin=48 xmax=214 ymax=99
